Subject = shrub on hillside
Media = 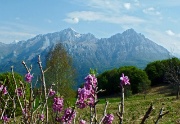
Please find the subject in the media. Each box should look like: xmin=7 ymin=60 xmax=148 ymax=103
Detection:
xmin=98 ymin=66 xmax=151 ymax=96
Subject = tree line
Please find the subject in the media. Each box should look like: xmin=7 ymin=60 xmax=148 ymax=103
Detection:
xmin=97 ymin=57 xmax=180 ymax=98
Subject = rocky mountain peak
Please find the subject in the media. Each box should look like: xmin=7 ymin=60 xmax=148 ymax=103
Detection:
xmin=122 ymin=28 xmax=138 ymax=36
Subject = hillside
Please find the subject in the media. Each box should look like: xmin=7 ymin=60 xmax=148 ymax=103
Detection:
xmin=76 ymin=85 xmax=180 ymax=123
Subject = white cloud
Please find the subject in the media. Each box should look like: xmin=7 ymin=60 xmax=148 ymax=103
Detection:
xmin=143 ymin=7 xmax=161 ymax=15
xmin=64 ymin=0 xmax=146 ymax=26
xmin=166 ymin=30 xmax=175 ymax=36
xmin=124 ymin=3 xmax=131 ymax=10
xmin=64 ymin=17 xmax=79 ymax=24
xmin=65 ymin=11 xmax=103 ymax=22
xmin=73 ymin=17 xmax=79 ymax=23
xmin=65 ymin=11 xmax=144 ymax=25
xmin=165 ymin=30 xmax=180 ymax=38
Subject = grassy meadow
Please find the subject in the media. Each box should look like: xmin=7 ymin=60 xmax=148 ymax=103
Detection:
xmin=75 ymin=85 xmax=180 ymax=124
xmin=8 ymin=85 xmax=180 ymax=124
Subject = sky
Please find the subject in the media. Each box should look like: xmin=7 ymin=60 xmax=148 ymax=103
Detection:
xmin=0 ymin=0 xmax=180 ymax=55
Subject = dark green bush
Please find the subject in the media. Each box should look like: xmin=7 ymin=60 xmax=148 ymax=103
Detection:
xmin=98 ymin=66 xmax=151 ymax=96
xmin=0 ymin=72 xmax=30 ymax=116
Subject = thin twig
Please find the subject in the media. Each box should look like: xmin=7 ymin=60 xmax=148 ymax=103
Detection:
xmin=116 ymin=87 xmax=124 ymax=124
xmin=22 ymin=61 xmax=30 ymax=73
xmin=44 ymin=66 xmax=51 ymax=73
xmin=0 ymin=97 xmax=9 ymax=119
xmin=155 ymin=107 xmax=169 ymax=124
xmin=140 ymin=103 xmax=154 ymax=124
xmin=37 ymin=55 xmax=48 ymax=123
xmin=99 ymin=99 xmax=109 ymax=124
xmin=11 ymin=66 xmax=24 ymax=112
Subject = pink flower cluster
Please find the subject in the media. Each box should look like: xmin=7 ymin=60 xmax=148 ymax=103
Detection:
xmin=52 ymin=97 xmax=64 ymax=112
xmin=120 ymin=73 xmax=130 ymax=86
xmin=0 ymin=84 xmax=8 ymax=95
xmin=49 ymin=88 xmax=56 ymax=96
xmin=2 ymin=115 xmax=9 ymax=122
xmin=61 ymin=108 xmax=76 ymax=123
xmin=76 ymin=74 xmax=97 ymax=109
xmin=103 ymin=114 xmax=114 ymax=124
xmin=25 ymin=72 xmax=33 ymax=83
xmin=17 ymin=88 xmax=23 ymax=96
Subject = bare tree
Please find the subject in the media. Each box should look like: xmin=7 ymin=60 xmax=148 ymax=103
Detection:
xmin=164 ymin=57 xmax=180 ymax=99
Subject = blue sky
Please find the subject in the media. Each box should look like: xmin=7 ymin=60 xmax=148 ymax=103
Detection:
xmin=0 ymin=0 xmax=180 ymax=55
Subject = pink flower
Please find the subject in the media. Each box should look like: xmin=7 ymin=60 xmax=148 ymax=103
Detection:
xmin=103 ymin=114 xmax=114 ymax=124
xmin=0 ymin=85 xmax=8 ymax=95
xmin=79 ymin=119 xmax=86 ymax=124
xmin=22 ymin=108 xmax=28 ymax=117
xmin=17 ymin=88 xmax=23 ymax=96
xmin=76 ymin=74 xmax=97 ymax=109
xmin=84 ymin=74 xmax=97 ymax=89
xmin=25 ymin=72 xmax=33 ymax=82
xmin=49 ymin=88 xmax=56 ymax=96
xmin=39 ymin=114 xmax=44 ymax=121
xmin=76 ymin=100 xmax=86 ymax=109
xmin=61 ymin=108 xmax=76 ymax=123
xmin=0 ymin=84 xmax=3 ymax=91
xmin=2 ymin=115 xmax=9 ymax=122
xmin=2 ymin=86 xmax=8 ymax=95
xmin=52 ymin=97 xmax=64 ymax=112
xmin=76 ymin=87 xmax=94 ymax=109
xmin=120 ymin=73 xmax=130 ymax=86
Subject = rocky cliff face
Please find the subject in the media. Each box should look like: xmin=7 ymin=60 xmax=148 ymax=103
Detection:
xmin=0 ymin=28 xmax=169 ymax=85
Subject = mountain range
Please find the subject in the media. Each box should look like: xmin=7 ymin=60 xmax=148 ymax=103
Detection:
xmin=0 ymin=28 xmax=169 ymax=86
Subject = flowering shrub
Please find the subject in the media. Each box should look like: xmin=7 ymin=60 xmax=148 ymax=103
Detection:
xmin=0 ymin=57 xmax=117 ymax=124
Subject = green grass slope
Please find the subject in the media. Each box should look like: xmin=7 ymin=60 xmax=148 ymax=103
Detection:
xmin=76 ymin=85 xmax=180 ymax=124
